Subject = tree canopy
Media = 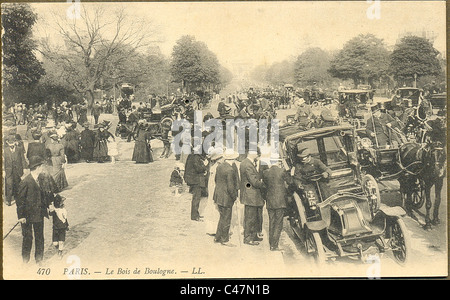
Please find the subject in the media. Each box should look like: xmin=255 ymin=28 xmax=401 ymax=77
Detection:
xmin=170 ymin=35 xmax=224 ymax=93
xmin=294 ymin=47 xmax=332 ymax=86
xmin=389 ymin=35 xmax=442 ymax=83
xmin=328 ymin=34 xmax=390 ymax=87
xmin=2 ymin=3 xmax=45 ymax=105
xmin=39 ymin=5 xmax=156 ymax=106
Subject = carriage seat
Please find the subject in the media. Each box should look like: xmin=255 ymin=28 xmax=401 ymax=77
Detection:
xmin=375 ymin=148 xmax=399 ymax=167
xmin=330 ymin=167 xmax=353 ymax=179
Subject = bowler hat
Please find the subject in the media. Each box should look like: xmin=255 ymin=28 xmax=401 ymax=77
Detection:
xmin=28 ymin=155 xmax=44 ymax=169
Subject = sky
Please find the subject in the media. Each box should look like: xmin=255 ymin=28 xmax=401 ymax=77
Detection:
xmin=31 ymin=1 xmax=447 ymax=71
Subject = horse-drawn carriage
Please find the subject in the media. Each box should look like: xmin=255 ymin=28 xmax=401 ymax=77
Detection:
xmin=337 ymin=89 xmax=375 ymax=128
xmin=354 ymin=107 xmax=446 ymax=228
xmin=279 ymin=125 xmax=410 ymax=264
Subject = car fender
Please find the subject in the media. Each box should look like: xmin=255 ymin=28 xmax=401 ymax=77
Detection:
xmin=378 ymin=205 xmax=406 ymax=217
xmin=305 ymin=220 xmax=327 ymax=232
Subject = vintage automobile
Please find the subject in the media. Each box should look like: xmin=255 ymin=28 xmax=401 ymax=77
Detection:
xmin=389 ymin=87 xmax=423 ymax=109
xmin=279 ymin=125 xmax=410 ymax=265
xmin=427 ymin=92 xmax=447 ymax=116
xmin=337 ymin=89 xmax=375 ymax=128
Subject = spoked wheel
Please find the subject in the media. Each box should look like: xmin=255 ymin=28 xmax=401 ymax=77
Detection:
xmin=387 ymin=218 xmax=410 ymax=265
xmin=411 ymin=179 xmax=425 ymax=210
xmin=290 ymin=193 xmax=307 ymax=239
xmin=160 ymin=117 xmax=173 ymax=130
xmin=305 ymin=230 xmax=326 ymax=265
xmin=361 ymin=174 xmax=381 ymax=217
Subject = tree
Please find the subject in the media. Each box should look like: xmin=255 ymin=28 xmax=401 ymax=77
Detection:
xmin=389 ymin=36 xmax=442 ymax=86
xmin=294 ymin=47 xmax=332 ymax=86
xmin=328 ymin=34 xmax=390 ymax=87
xmin=170 ymin=35 xmax=221 ymax=93
xmin=39 ymin=4 xmax=157 ymax=106
xmin=2 ymin=3 xmax=45 ymax=106
xmin=265 ymin=60 xmax=295 ymax=86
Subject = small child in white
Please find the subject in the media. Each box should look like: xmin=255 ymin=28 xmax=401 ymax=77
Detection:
xmin=169 ymin=164 xmax=184 ymax=197
xmin=49 ymin=194 xmax=69 ymax=258
xmin=108 ymin=136 xmax=118 ymax=163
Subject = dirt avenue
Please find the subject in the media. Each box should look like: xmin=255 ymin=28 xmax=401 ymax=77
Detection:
xmin=2 ymin=2 xmax=447 ymax=281
xmin=2 ymin=92 xmax=447 ymax=279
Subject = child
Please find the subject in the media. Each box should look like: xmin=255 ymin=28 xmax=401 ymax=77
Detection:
xmin=107 ymin=135 xmax=118 ymax=163
xmin=49 ymin=194 xmax=69 ymax=258
xmin=169 ymin=164 xmax=184 ymax=197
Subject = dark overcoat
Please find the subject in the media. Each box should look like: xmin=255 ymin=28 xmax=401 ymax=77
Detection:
xmin=184 ymin=154 xmax=207 ymax=187
xmin=262 ymin=165 xmax=291 ymax=209
xmin=239 ymin=158 xmax=265 ymax=207
xmin=16 ymin=174 xmax=50 ymax=223
xmin=214 ymin=161 xmax=239 ymax=207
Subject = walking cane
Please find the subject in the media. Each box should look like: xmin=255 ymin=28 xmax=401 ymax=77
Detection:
xmin=3 ymin=221 xmax=20 ymax=240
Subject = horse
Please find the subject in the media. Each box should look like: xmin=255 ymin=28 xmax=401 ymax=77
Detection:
xmin=397 ymin=117 xmax=446 ymax=230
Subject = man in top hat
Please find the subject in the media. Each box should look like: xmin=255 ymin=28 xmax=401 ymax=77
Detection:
xmin=16 ymin=156 xmax=50 ymax=264
xmin=184 ymin=144 xmax=208 ymax=221
xmin=262 ymin=153 xmax=293 ymax=251
xmin=293 ymin=146 xmax=333 ymax=201
xmin=239 ymin=150 xmax=266 ymax=245
xmin=3 ymin=135 xmax=28 ymax=206
xmin=213 ymin=151 xmax=240 ymax=245
xmin=366 ymin=102 xmax=403 ymax=147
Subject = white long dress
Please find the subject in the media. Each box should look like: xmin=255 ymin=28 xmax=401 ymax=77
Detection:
xmin=204 ymin=161 xmax=221 ymax=235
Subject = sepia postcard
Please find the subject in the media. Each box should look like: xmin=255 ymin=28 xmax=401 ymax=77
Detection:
xmin=1 ymin=0 xmax=447 ymax=283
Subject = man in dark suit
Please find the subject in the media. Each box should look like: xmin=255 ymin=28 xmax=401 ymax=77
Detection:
xmin=26 ymin=131 xmax=46 ymax=162
xmin=184 ymin=146 xmax=208 ymax=221
xmin=16 ymin=156 xmax=50 ymax=264
xmin=262 ymin=156 xmax=293 ymax=251
xmin=3 ymin=135 xmax=28 ymax=206
xmin=80 ymin=122 xmax=95 ymax=162
xmin=239 ymin=152 xmax=266 ymax=245
xmin=91 ymin=101 xmax=103 ymax=125
xmin=213 ymin=152 xmax=239 ymax=245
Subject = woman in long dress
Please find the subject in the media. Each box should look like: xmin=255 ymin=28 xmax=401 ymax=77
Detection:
xmin=204 ymin=148 xmax=223 ymax=235
xmin=46 ymin=131 xmax=69 ymax=191
xmin=93 ymin=124 xmax=113 ymax=163
xmin=132 ymin=121 xmax=153 ymax=164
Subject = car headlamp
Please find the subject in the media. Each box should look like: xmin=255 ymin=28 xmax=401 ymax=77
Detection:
xmin=360 ymin=137 xmax=373 ymax=149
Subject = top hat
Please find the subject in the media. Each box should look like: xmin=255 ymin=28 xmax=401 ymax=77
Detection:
xmin=28 ymin=155 xmax=44 ymax=169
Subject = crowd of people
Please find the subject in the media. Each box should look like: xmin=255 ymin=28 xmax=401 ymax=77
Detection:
xmin=4 ymin=79 xmax=446 ymax=263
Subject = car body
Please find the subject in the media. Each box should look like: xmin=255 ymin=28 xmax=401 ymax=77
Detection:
xmin=279 ymin=125 xmax=410 ymax=264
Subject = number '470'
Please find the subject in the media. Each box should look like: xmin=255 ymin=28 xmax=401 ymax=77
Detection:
xmin=37 ymin=268 xmax=51 ymax=275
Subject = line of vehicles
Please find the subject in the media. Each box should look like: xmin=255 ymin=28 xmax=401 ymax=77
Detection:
xmin=278 ymin=85 xmax=446 ymax=265
xmin=115 ymin=81 xmax=445 ymax=265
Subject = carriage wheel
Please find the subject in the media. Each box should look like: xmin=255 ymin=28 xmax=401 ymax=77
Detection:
xmin=305 ymin=230 xmax=326 ymax=265
xmin=290 ymin=193 xmax=308 ymax=237
xmin=387 ymin=218 xmax=410 ymax=265
xmin=160 ymin=117 xmax=173 ymax=129
xmin=411 ymin=179 xmax=425 ymax=210
xmin=361 ymin=174 xmax=381 ymax=217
